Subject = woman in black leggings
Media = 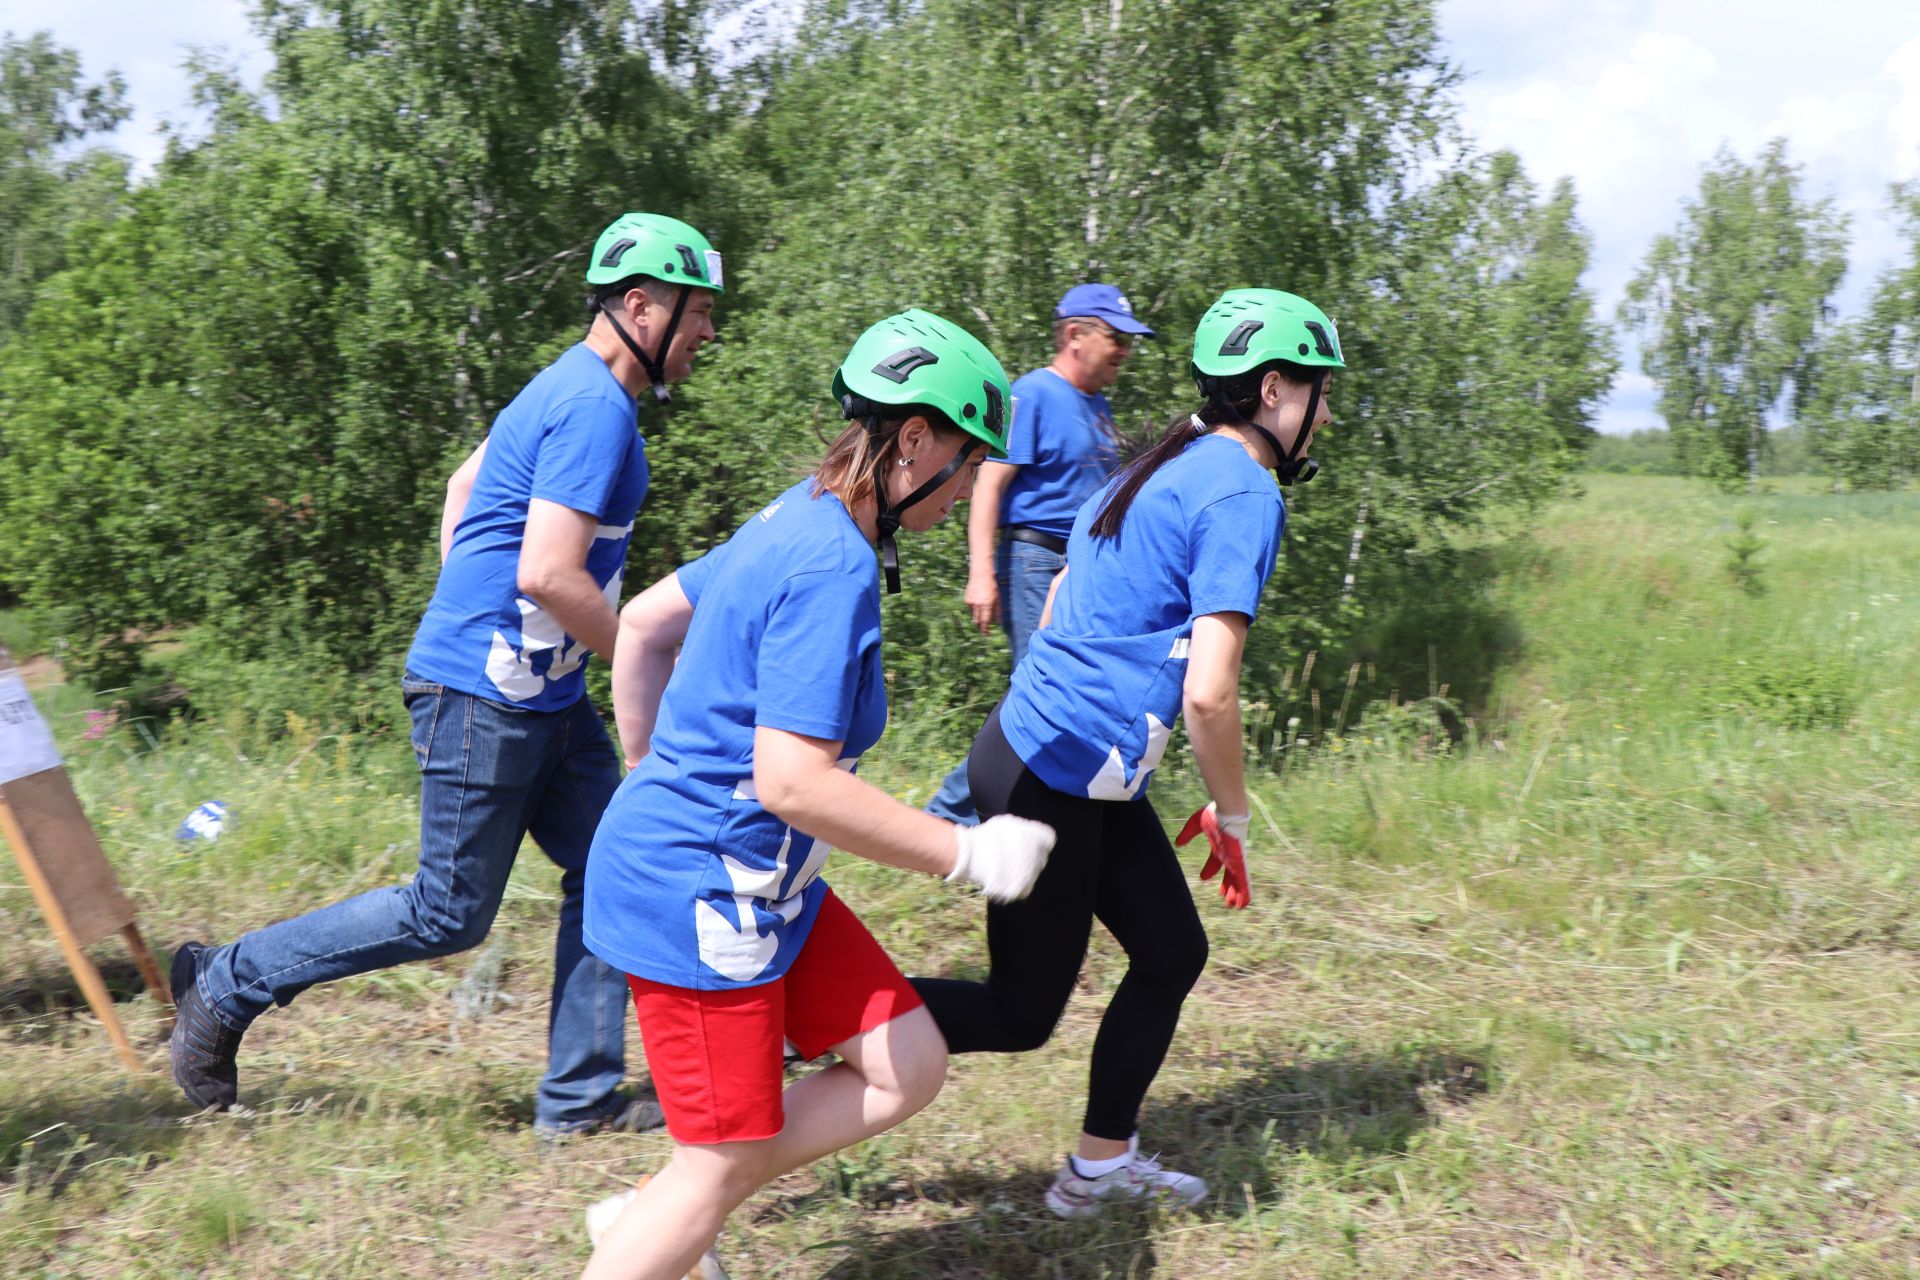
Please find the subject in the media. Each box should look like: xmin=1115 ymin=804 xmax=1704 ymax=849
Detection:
xmin=914 ymin=288 xmax=1344 ymax=1217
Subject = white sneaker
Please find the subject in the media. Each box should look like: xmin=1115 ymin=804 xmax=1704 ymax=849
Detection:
xmin=1043 ymin=1138 xmax=1209 ymax=1219
xmin=585 ymin=1187 xmax=636 ymax=1248
xmin=584 ymin=1184 xmax=730 ymax=1279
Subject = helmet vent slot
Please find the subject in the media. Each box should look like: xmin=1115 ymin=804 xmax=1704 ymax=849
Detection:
xmin=871 ymin=346 xmax=941 ymax=384
xmin=1219 ymin=319 xmax=1265 ymax=357
xmin=1303 ymin=319 xmax=1337 ymax=359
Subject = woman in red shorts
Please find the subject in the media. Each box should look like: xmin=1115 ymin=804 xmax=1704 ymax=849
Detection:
xmin=578 ymin=310 xmax=1055 ymax=1280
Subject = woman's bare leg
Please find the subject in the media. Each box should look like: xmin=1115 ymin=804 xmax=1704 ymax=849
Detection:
xmin=756 ymin=1005 xmax=946 ymax=1181
xmin=581 ymin=1007 xmax=947 ymax=1280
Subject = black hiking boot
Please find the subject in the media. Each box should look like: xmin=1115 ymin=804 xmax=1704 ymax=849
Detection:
xmin=535 ymin=1090 xmax=668 ymax=1151
xmin=168 ymin=942 xmax=244 ymax=1111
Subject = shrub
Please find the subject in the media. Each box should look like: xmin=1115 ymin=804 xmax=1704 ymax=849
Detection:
xmin=1706 ymin=657 xmax=1855 ymax=730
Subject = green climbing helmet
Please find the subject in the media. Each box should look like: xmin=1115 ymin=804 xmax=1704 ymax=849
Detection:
xmin=831 ymin=309 xmax=1013 ymax=460
xmin=1191 ymin=288 xmax=1343 ymax=384
xmin=587 ymin=213 xmax=725 ymax=294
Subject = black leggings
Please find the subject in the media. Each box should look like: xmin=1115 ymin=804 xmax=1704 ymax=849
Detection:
xmin=912 ymin=706 xmax=1209 ymax=1141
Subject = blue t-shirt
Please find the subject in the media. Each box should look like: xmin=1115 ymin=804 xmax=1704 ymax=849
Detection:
xmin=999 ymin=433 xmax=1283 ymax=800
xmin=584 ymin=481 xmax=890 ymax=990
xmin=407 ymin=344 xmax=646 ymax=711
xmin=999 ymin=368 xmax=1119 ymax=540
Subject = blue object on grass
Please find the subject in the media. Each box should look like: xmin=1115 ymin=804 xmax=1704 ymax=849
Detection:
xmin=177 ymin=800 xmax=228 ymax=842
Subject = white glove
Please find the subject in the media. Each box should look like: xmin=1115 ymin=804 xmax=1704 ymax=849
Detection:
xmin=947 ymin=814 xmax=1056 ymax=902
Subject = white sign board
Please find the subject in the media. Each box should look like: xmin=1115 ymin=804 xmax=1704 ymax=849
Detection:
xmin=0 ymin=667 xmax=63 ymax=785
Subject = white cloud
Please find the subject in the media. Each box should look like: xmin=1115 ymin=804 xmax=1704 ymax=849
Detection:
xmin=1592 ymin=32 xmax=1715 ymax=110
xmin=1889 ymin=36 xmax=1920 ymax=182
xmin=13 ymin=0 xmax=265 ymax=176
xmin=1442 ymin=0 xmax=1920 ymax=432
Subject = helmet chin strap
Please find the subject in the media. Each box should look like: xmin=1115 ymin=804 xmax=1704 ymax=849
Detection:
xmin=861 ymin=411 xmax=983 ymax=594
xmin=1213 ymin=371 xmax=1323 ymax=486
xmin=603 ymin=284 xmax=692 ymax=403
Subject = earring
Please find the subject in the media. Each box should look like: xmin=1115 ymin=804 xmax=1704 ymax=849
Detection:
xmin=898 ymin=457 xmax=914 ymax=467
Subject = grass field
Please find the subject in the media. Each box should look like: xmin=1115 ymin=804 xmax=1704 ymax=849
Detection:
xmin=4 ymin=474 xmax=1920 ymax=1278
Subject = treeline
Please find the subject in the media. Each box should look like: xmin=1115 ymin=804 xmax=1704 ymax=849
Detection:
xmin=1586 ymin=426 xmax=1817 ymax=479
xmin=1623 ymin=141 xmax=1920 ymax=491
xmin=0 ymin=0 xmax=1621 ymax=725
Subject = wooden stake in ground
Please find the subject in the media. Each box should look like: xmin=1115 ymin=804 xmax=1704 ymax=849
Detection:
xmin=0 ymin=644 xmax=172 ymax=1073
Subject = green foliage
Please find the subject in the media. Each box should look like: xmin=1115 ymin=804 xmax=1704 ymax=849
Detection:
xmin=1758 ymin=421 xmax=1819 ymax=475
xmin=1586 ymin=425 xmax=1817 ymax=478
xmin=0 ymin=2 xmax=722 ymax=685
xmin=1 ymin=0 xmax=1617 ymax=727
xmin=1585 ymin=428 xmax=1684 ymax=475
xmin=1622 ymin=139 xmax=1849 ymax=489
xmin=1722 ymin=507 xmax=1766 ymax=595
xmin=1585 ymin=428 xmax=1683 ymax=476
xmin=1345 ymin=693 xmax=1463 ymax=757
xmin=1707 ymin=656 xmax=1855 ymax=730
xmin=0 ymin=606 xmax=52 ymax=660
xmin=1802 ymin=182 xmax=1920 ymax=490
xmin=657 ymin=1 xmax=1616 ymax=721
xmin=0 ymin=31 xmax=130 ymax=349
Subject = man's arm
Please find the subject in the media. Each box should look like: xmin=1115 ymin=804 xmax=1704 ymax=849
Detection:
xmin=964 ymin=460 xmax=1019 ymax=634
xmin=518 ymin=498 xmax=619 ymax=660
xmin=439 ymin=439 xmax=488 ymax=561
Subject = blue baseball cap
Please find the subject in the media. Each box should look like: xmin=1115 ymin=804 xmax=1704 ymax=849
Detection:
xmin=1054 ymin=283 xmax=1155 ymax=337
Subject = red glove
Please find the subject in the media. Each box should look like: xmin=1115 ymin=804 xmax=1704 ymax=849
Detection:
xmin=1174 ymin=803 xmax=1252 ymax=909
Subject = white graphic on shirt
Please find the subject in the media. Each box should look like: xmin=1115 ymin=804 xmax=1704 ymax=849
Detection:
xmin=694 ymin=841 xmax=810 ymax=982
xmin=695 ymin=759 xmax=851 ymax=982
xmin=483 ymin=521 xmax=630 ymax=702
xmin=1086 ymin=712 xmax=1172 ymax=801
xmin=1168 ymin=637 xmax=1191 ymax=660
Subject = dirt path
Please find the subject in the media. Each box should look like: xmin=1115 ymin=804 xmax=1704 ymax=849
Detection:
xmin=15 ymin=653 xmax=60 ymax=692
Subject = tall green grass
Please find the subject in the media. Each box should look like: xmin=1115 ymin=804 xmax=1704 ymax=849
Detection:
xmin=4 ymin=474 xmax=1920 ymax=1277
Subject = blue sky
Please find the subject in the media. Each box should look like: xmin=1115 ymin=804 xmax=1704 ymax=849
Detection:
xmin=13 ymin=0 xmax=1920 ymax=434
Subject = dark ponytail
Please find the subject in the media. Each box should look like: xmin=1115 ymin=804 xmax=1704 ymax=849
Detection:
xmin=1090 ymin=358 xmax=1319 ymax=539
xmin=1088 ymin=412 xmax=1208 ymax=540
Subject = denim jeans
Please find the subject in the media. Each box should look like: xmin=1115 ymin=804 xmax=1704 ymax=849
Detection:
xmin=926 ymin=536 xmax=1066 ymax=824
xmin=193 ymin=676 xmax=629 ymax=1130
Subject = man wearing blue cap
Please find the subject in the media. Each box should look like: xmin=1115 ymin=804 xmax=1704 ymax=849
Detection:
xmin=927 ymin=283 xmax=1153 ymax=824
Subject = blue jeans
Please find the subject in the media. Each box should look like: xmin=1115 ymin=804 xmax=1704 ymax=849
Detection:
xmin=926 ymin=536 xmax=1065 ymax=824
xmin=193 ymin=676 xmax=629 ymax=1130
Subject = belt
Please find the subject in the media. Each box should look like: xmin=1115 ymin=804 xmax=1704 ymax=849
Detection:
xmin=1004 ymin=526 xmax=1067 ymax=554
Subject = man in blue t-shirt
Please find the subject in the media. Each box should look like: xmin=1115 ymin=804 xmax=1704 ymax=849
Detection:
xmin=168 ymin=214 xmax=723 ymax=1136
xmin=926 ymin=283 xmax=1153 ymax=824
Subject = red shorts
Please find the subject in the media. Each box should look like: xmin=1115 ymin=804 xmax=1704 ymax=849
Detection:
xmin=625 ymin=889 xmax=924 ymax=1145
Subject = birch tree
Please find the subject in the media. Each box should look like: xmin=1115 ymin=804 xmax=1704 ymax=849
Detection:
xmin=1803 ymin=183 xmax=1920 ymax=488
xmin=1 ymin=0 xmax=1620 ymax=714
xmin=0 ymin=31 xmax=129 ymax=348
xmin=1622 ymin=140 xmax=1848 ymax=489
